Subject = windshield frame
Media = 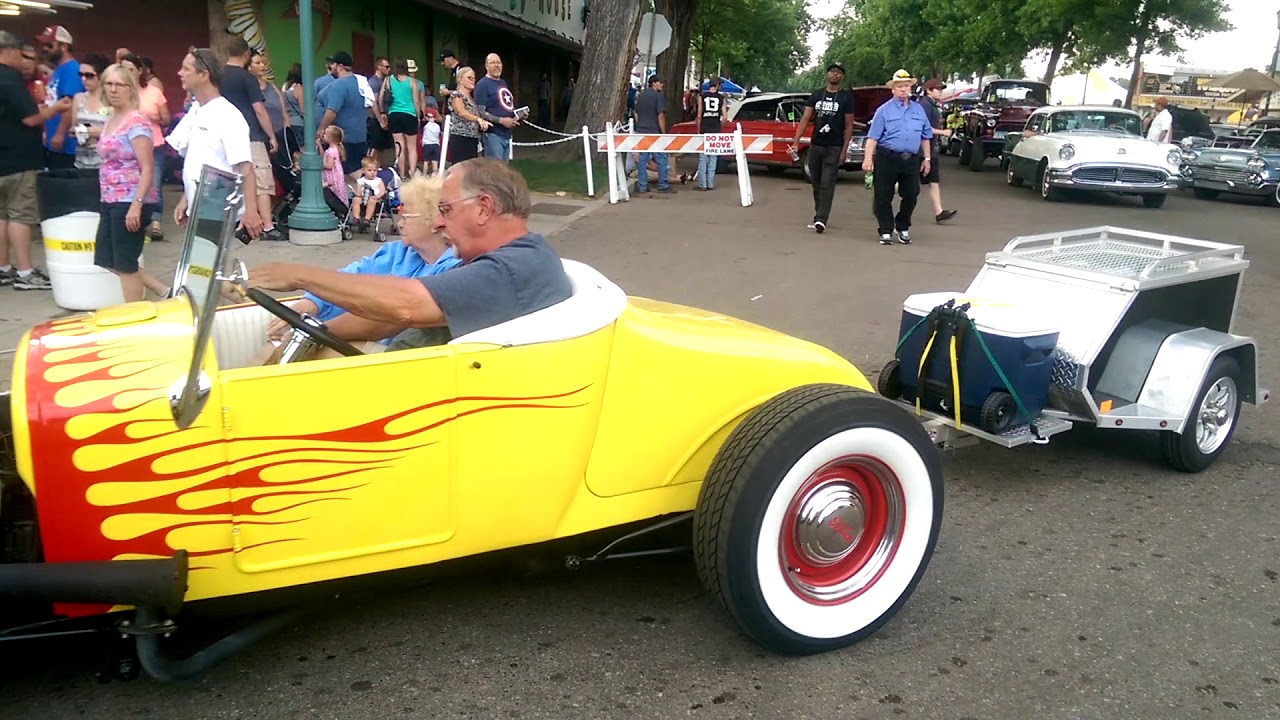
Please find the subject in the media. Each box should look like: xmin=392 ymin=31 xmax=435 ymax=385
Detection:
xmin=984 ymin=82 xmax=1049 ymax=104
xmin=1044 ymin=109 xmax=1143 ymax=136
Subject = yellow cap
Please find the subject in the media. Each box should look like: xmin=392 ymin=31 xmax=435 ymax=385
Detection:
xmin=890 ymin=68 xmax=916 ymax=85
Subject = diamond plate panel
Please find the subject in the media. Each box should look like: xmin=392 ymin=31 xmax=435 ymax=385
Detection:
xmin=1050 ymin=348 xmax=1080 ymax=389
xmin=1013 ymin=239 xmax=1180 ymax=280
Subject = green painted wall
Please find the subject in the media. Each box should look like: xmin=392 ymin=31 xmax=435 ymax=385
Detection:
xmin=260 ymin=0 xmax=433 ymax=81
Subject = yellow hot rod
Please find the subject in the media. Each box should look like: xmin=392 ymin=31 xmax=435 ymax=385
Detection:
xmin=0 ymin=168 xmax=943 ymax=680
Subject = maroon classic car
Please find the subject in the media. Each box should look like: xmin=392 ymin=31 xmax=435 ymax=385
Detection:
xmin=671 ymin=86 xmax=892 ymax=181
xmin=959 ymin=79 xmax=1050 ymax=171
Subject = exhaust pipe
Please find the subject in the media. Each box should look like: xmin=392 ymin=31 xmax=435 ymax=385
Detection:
xmin=0 ymin=551 xmax=188 ymax=617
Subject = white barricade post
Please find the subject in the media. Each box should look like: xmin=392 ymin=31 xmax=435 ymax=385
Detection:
xmin=605 ymin=122 xmax=619 ymax=204
xmin=599 ymin=131 xmax=772 ymax=206
xmin=582 ymin=126 xmax=595 ymax=197
xmin=733 ymin=126 xmax=753 ymax=207
xmin=439 ymin=114 xmax=453 ymax=173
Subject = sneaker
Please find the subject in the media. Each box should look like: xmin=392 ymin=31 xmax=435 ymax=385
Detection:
xmin=806 ymin=221 xmax=817 ymax=229
xmin=14 ymin=268 xmax=51 ymax=291
xmin=260 ymin=226 xmax=285 ymax=241
xmin=655 ymin=186 xmax=677 ymax=194
xmin=897 ymin=230 xmax=912 ymax=245
xmin=879 ymin=234 xmax=893 ymax=246
xmin=814 ymin=220 xmax=826 ymax=234
xmin=935 ymin=210 xmax=957 ymax=223
xmin=0 ymin=267 xmax=14 ymax=287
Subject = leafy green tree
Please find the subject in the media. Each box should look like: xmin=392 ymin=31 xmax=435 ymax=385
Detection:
xmin=690 ymin=0 xmax=812 ymax=91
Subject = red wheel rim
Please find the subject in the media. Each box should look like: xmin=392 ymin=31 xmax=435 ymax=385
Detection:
xmin=778 ymin=454 xmax=905 ymax=605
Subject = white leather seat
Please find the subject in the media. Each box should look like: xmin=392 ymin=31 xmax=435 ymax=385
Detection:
xmin=449 ymin=259 xmax=628 ymax=347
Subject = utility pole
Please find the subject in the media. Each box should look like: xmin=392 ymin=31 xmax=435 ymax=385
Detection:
xmin=286 ymin=0 xmax=339 ymax=243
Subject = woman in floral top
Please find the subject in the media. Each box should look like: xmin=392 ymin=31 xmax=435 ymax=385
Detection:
xmin=94 ymin=64 xmax=170 ymax=302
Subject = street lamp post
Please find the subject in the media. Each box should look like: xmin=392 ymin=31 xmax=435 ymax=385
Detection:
xmin=1267 ymin=9 xmax=1280 ymax=116
xmin=286 ymin=0 xmax=338 ymax=239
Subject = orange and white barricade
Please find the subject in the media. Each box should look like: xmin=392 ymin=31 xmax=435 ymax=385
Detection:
xmin=600 ymin=124 xmax=773 ymax=207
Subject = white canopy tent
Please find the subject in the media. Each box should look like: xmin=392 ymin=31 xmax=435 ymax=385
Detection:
xmin=1050 ymin=70 xmax=1128 ymax=107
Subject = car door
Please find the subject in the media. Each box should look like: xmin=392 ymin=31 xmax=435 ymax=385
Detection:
xmin=217 ymin=344 xmax=457 ymax=574
xmin=1013 ymin=113 xmax=1049 ymax=176
xmin=732 ymin=97 xmax=788 ymax=164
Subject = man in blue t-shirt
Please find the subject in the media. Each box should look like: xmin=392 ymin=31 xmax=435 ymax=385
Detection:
xmin=473 ymin=53 xmax=523 ymax=164
xmin=315 ymin=51 xmax=368 ymax=176
xmin=36 ymin=25 xmax=82 ymax=169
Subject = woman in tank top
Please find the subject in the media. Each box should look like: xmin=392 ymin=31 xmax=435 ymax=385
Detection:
xmin=446 ymin=66 xmax=490 ymax=165
xmin=379 ymin=58 xmax=423 ymax=178
xmin=72 ymin=54 xmax=111 ymax=169
xmin=282 ymin=63 xmax=306 ymax=150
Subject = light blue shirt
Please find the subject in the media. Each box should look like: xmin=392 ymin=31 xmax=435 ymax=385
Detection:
xmin=320 ymin=74 xmax=367 ymax=142
xmin=313 ymin=73 xmax=334 ymax=119
xmin=305 ymin=243 xmax=462 ymax=344
xmin=867 ymin=97 xmax=933 ymax=154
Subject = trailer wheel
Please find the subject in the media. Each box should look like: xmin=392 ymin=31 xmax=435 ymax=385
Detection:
xmin=693 ymin=384 xmax=943 ymax=655
xmin=1160 ymin=356 xmax=1242 ymax=473
xmin=876 ymin=359 xmax=902 ymax=400
xmin=979 ymin=391 xmax=1016 ymax=434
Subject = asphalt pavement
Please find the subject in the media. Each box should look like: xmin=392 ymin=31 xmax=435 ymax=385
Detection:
xmin=2 ymin=159 xmax=1278 ymax=719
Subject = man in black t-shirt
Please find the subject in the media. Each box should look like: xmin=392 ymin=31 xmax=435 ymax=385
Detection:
xmin=792 ymin=62 xmax=854 ymax=233
xmin=0 ymin=31 xmax=70 ymax=290
xmin=222 ymin=37 xmax=281 ymax=240
xmin=919 ymin=78 xmax=957 ymax=223
xmin=438 ymin=49 xmax=460 ymax=115
xmin=694 ymin=77 xmax=727 ymax=190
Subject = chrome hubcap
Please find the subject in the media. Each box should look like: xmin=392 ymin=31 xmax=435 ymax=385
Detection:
xmin=780 ymin=457 xmax=905 ymax=605
xmin=1195 ymin=377 xmax=1237 ymax=454
xmin=794 ymin=484 xmax=866 ymax=566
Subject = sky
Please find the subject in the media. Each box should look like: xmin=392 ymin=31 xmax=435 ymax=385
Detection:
xmin=804 ymin=0 xmax=1279 ymax=79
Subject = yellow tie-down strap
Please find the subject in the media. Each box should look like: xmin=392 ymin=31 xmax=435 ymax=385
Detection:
xmin=915 ymin=327 xmax=964 ymax=429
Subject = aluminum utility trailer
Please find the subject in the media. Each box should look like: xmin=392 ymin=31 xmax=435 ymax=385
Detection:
xmin=884 ymin=226 xmax=1270 ymax=472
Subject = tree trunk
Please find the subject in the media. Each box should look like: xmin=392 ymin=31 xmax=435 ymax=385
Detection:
xmin=1124 ymin=27 xmax=1148 ymax=109
xmin=656 ymin=0 xmax=699 ymax=123
xmin=1041 ymin=23 xmax=1073 ymax=85
xmin=548 ymin=0 xmax=646 ymax=161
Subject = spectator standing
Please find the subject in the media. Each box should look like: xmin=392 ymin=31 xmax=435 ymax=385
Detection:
xmin=366 ymin=57 xmax=393 ymax=161
xmin=437 ymin=49 xmax=460 ymax=113
xmin=71 ymin=53 xmax=110 ymax=170
xmin=1147 ymin=96 xmax=1173 ymax=143
xmin=0 ymin=30 xmax=71 ymax=290
xmin=791 ymin=62 xmax=854 ymax=233
xmin=561 ymin=77 xmax=574 ymax=122
xmin=538 ymin=73 xmax=551 ymax=125
xmin=378 ymin=58 xmax=422 ymax=179
xmin=222 ymin=38 xmax=280 ymax=240
xmin=918 ymin=77 xmax=956 ymax=224
xmin=474 ymin=53 xmax=521 ymax=163
xmin=446 ymin=66 xmax=490 ymax=164
xmin=21 ymin=45 xmax=43 ymax=103
xmin=282 ymin=63 xmax=306 ymax=149
xmin=694 ymin=77 xmax=727 ymax=191
xmin=314 ymin=57 xmax=336 ymax=118
xmin=37 ymin=24 xmax=82 ymax=170
xmin=421 ymin=106 xmax=441 ymax=175
xmin=167 ymin=47 xmax=262 ymax=239
xmin=93 ymin=63 xmax=169 ymax=302
xmin=315 ymin=51 xmax=368 ymax=177
xmin=862 ymin=69 xmax=933 ymax=246
xmin=320 ymin=125 xmax=350 ymax=217
xmin=120 ymin=53 xmax=171 ymax=240
xmin=633 ymin=75 xmax=674 ymax=194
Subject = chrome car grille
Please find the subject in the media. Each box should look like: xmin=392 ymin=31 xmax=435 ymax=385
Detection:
xmin=1071 ymin=167 xmax=1166 ymax=184
xmin=1193 ymin=166 xmax=1251 ymax=184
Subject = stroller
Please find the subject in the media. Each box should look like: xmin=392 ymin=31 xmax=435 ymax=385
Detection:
xmin=339 ymin=163 xmax=403 ymax=243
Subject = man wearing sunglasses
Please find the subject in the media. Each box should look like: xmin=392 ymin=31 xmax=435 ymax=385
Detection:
xmin=35 ymin=24 xmax=81 ymax=170
xmin=0 ymin=31 xmax=73 ymax=290
xmin=249 ymin=157 xmax=572 ymax=349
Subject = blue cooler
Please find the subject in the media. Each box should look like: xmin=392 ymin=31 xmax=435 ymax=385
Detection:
xmin=896 ymin=292 xmax=1059 ymax=429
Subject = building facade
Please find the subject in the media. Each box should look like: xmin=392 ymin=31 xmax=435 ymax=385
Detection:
xmin=8 ymin=0 xmax=585 ymax=122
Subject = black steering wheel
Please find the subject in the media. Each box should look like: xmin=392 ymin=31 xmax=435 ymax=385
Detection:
xmin=246 ymin=287 xmax=364 ymax=357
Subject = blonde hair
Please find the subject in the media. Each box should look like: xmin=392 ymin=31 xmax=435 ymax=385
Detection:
xmin=361 ymin=155 xmax=379 ymax=171
xmin=398 ymin=174 xmax=444 ymax=227
xmin=324 ymin=125 xmax=345 ymax=161
xmin=102 ymin=63 xmax=141 ymax=112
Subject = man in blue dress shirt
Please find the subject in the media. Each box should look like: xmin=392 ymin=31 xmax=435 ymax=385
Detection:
xmin=862 ymin=69 xmax=933 ymax=245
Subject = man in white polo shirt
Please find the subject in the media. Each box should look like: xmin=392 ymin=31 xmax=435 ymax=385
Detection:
xmin=166 ymin=46 xmax=262 ymax=238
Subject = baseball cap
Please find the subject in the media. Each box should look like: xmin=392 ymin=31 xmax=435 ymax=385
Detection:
xmin=890 ymin=68 xmax=916 ymax=84
xmin=326 ymin=51 xmax=353 ymax=67
xmin=826 ymin=61 xmax=846 ymax=73
xmin=438 ymin=48 xmax=456 ymax=61
xmin=924 ymin=78 xmax=946 ymax=91
xmin=37 ymin=25 xmax=73 ymax=45
xmin=648 ymin=75 xmax=662 ymax=85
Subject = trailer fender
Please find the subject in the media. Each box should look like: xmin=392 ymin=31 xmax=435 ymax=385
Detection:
xmin=1136 ymin=328 xmax=1264 ymax=434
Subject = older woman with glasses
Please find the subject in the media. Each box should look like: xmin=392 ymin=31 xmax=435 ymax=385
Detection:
xmin=93 ymin=63 xmax=170 ymax=301
xmin=264 ymin=174 xmax=461 ymax=351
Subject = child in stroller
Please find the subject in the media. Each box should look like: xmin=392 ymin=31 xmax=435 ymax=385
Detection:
xmin=341 ymin=156 xmax=402 ymax=242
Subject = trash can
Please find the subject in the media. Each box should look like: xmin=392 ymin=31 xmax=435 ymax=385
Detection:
xmin=37 ymin=168 xmax=145 ymax=311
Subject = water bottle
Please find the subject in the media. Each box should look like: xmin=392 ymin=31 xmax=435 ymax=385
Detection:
xmin=787 ymin=144 xmax=800 ymax=163
xmin=864 ymin=169 xmax=874 ymax=189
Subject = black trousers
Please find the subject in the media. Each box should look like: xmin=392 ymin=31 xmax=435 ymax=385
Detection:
xmin=872 ymin=148 xmax=922 ymax=234
xmin=806 ymin=144 xmax=842 ymax=223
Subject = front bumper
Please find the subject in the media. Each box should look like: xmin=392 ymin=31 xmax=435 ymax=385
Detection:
xmin=1046 ymin=165 xmax=1180 ymax=193
xmin=1185 ymin=171 xmax=1278 ymax=196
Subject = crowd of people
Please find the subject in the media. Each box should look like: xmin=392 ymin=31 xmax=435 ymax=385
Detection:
xmin=0 ymin=22 xmax=540 ymax=302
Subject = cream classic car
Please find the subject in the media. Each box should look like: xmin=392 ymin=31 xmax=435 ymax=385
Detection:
xmin=1003 ymin=105 xmax=1184 ymax=208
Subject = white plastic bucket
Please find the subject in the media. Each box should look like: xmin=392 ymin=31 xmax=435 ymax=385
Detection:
xmin=41 ymin=211 xmax=145 ymax=312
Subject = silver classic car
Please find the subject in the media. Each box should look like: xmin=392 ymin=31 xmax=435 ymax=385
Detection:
xmin=1182 ymin=129 xmax=1280 ymax=206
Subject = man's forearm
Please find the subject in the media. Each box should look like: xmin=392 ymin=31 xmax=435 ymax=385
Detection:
xmin=324 ymin=312 xmax=406 ymax=342
xmin=236 ymin=161 xmax=258 ymax=211
xmin=295 ymin=267 xmax=444 ymax=328
xmin=54 ymin=105 xmax=73 ymax=140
